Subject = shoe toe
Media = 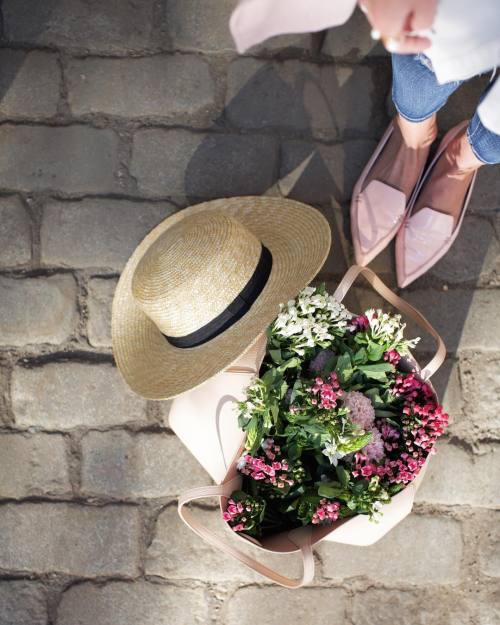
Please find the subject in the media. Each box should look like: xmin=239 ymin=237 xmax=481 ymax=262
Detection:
xmin=397 ymin=208 xmax=454 ymax=287
xmin=354 ymin=180 xmax=406 ymax=264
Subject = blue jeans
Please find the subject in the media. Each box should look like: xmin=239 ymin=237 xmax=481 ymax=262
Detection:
xmin=391 ymin=53 xmax=500 ymax=165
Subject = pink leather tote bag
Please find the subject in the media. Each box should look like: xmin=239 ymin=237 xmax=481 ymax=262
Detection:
xmin=172 ymin=266 xmax=446 ymax=588
xmin=229 ymin=0 xmax=357 ymax=53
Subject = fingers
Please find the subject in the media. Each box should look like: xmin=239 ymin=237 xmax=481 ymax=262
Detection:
xmin=360 ymin=0 xmax=412 ymax=38
xmin=410 ymin=0 xmax=437 ymax=31
xmin=385 ymin=35 xmax=432 ymax=54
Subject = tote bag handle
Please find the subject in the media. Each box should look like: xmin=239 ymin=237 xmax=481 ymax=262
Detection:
xmin=333 ymin=265 xmax=446 ymax=379
xmin=178 ymin=478 xmax=315 ymax=588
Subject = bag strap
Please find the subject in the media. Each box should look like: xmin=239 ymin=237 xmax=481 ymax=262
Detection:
xmin=178 ymin=478 xmax=315 ymax=588
xmin=333 ymin=265 xmax=446 ymax=380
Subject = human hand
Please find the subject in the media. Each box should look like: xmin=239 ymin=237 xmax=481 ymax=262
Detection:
xmin=359 ymin=0 xmax=438 ymax=53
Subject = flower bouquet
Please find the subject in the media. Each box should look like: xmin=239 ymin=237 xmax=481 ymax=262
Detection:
xmin=223 ymin=284 xmax=449 ymax=539
xmin=177 ymin=266 xmax=448 ymax=587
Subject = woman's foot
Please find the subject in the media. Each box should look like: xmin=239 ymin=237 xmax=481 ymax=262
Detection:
xmin=351 ymin=113 xmax=437 ymax=266
xmin=363 ymin=113 xmax=438 ymax=197
xmin=396 ymin=121 xmax=481 ymax=288
xmin=411 ymin=126 xmax=483 ymax=226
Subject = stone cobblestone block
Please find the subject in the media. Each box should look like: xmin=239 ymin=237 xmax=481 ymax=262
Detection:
xmin=318 ymin=514 xmax=463 ymax=583
xmin=41 ymin=199 xmax=175 ymax=270
xmin=12 ymin=362 xmax=147 ymax=430
xmin=469 ymin=166 xmax=500 ymax=214
xmin=0 ymin=503 xmax=140 ymax=576
xmin=0 ymin=275 xmax=77 ymax=346
xmin=0 ymin=125 xmax=119 ymax=193
xmin=57 ymin=582 xmax=208 ymax=625
xmin=417 ymin=443 xmax=499 ymax=507
xmin=404 ymin=288 xmax=500 ymax=355
xmin=322 ymin=8 xmax=386 ymax=60
xmin=226 ymin=58 xmax=375 ymax=139
xmin=478 ymin=590 xmax=500 ymax=625
xmin=131 ymin=129 xmax=278 ymax=198
xmin=478 ymin=511 xmax=500 ymax=578
xmin=2 ymin=0 xmax=158 ymax=52
xmin=87 ymin=278 xmax=116 ymax=347
xmin=146 ymin=505 xmax=302 ymax=582
xmin=0 ymin=50 xmax=60 ymax=119
xmin=429 ymin=358 xmax=463 ymax=421
xmin=428 ymin=216 xmax=499 ymax=284
xmin=439 ymin=74 xmax=490 ymax=131
xmin=67 ymin=55 xmax=216 ymax=122
xmin=81 ymin=431 xmax=209 ymax=498
xmin=163 ymin=0 xmax=310 ymax=53
xmin=460 ymin=356 xmax=500 ymax=439
xmin=224 ymin=587 xmax=347 ymax=625
xmin=0 ymin=433 xmax=70 ymax=498
xmin=0 ymin=581 xmax=47 ymax=625
xmin=0 ymin=196 xmax=31 ymax=266
xmin=280 ymin=139 xmax=377 ymax=204
xmin=164 ymin=0 xmax=237 ymax=52
xmin=352 ymin=589 xmax=471 ymax=625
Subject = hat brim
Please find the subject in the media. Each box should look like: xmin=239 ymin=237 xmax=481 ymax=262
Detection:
xmin=112 ymin=196 xmax=331 ymax=399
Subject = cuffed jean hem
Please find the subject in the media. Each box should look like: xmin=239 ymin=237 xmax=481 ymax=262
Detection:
xmin=466 ymin=112 xmax=500 ymax=165
xmin=392 ymin=95 xmax=440 ymax=123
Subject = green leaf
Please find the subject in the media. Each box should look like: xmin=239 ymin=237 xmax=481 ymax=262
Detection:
xmin=338 ymin=432 xmax=372 ymax=454
xmin=261 ymin=368 xmax=276 ymax=387
xmin=289 ymin=379 xmax=302 ymax=403
xmin=374 ymin=409 xmax=398 ymax=418
xmin=335 ymin=352 xmax=353 ymax=384
xmin=358 ymin=363 xmax=394 ymax=373
xmin=269 ymin=349 xmax=282 ymax=364
xmin=270 ymin=401 xmax=279 ymax=423
xmin=358 ymin=362 xmax=393 ymax=381
xmin=277 ymin=357 xmax=301 ymax=373
xmin=318 ymin=483 xmax=344 ymax=499
xmin=245 ymin=416 xmax=261 ymax=453
xmin=364 ymin=388 xmax=384 ymax=407
xmin=353 ymin=347 xmax=368 ymax=365
xmin=367 ymin=340 xmax=385 ymax=362
xmin=279 ymin=379 xmax=289 ymax=400
xmin=336 ymin=465 xmax=350 ymax=488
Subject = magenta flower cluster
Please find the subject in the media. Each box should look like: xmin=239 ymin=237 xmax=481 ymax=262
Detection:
xmin=223 ymin=499 xmax=248 ymax=532
xmin=312 ymin=499 xmax=341 ymax=525
xmin=352 ymin=374 xmax=449 ymax=484
xmin=239 ymin=438 xmax=294 ymax=489
xmin=310 ymin=373 xmax=343 ymax=410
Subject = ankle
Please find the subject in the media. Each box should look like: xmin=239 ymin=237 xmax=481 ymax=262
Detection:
xmin=445 ymin=130 xmax=484 ymax=174
xmin=396 ymin=114 xmax=438 ymax=150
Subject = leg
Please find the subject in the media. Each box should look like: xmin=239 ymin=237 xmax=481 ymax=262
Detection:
xmin=413 ymin=98 xmax=500 ymax=224
xmin=395 ymin=79 xmax=500 ymax=287
xmin=365 ymin=53 xmax=462 ymax=197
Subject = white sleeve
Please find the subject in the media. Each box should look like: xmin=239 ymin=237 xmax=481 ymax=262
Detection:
xmin=229 ymin=0 xmax=357 ymax=54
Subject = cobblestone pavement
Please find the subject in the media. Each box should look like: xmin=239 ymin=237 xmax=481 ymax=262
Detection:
xmin=0 ymin=2 xmax=499 ymax=624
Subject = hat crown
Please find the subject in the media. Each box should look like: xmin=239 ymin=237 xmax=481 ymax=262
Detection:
xmin=131 ymin=212 xmax=263 ymax=338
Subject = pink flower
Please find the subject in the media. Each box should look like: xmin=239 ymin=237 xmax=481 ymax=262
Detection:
xmin=362 ymin=427 xmax=385 ymax=461
xmin=350 ymin=314 xmax=369 ymax=331
xmin=310 ymin=372 xmax=343 ymax=410
xmin=344 ymin=391 xmax=375 ymax=430
xmin=384 ymin=349 xmax=401 ymax=365
xmin=312 ymin=499 xmax=341 ymax=525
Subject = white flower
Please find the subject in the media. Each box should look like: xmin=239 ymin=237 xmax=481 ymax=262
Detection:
xmin=236 ymin=455 xmax=247 ymax=470
xmin=272 ymin=286 xmax=352 ymax=352
xmin=322 ymin=438 xmax=346 ymax=466
xmin=364 ymin=308 xmax=420 ymax=353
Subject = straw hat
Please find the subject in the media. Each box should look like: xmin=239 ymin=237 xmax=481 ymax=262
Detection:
xmin=112 ymin=196 xmax=331 ymax=400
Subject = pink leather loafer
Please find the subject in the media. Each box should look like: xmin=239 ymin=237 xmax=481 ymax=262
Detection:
xmin=395 ymin=121 xmax=477 ymax=289
xmin=350 ymin=121 xmax=419 ymax=266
